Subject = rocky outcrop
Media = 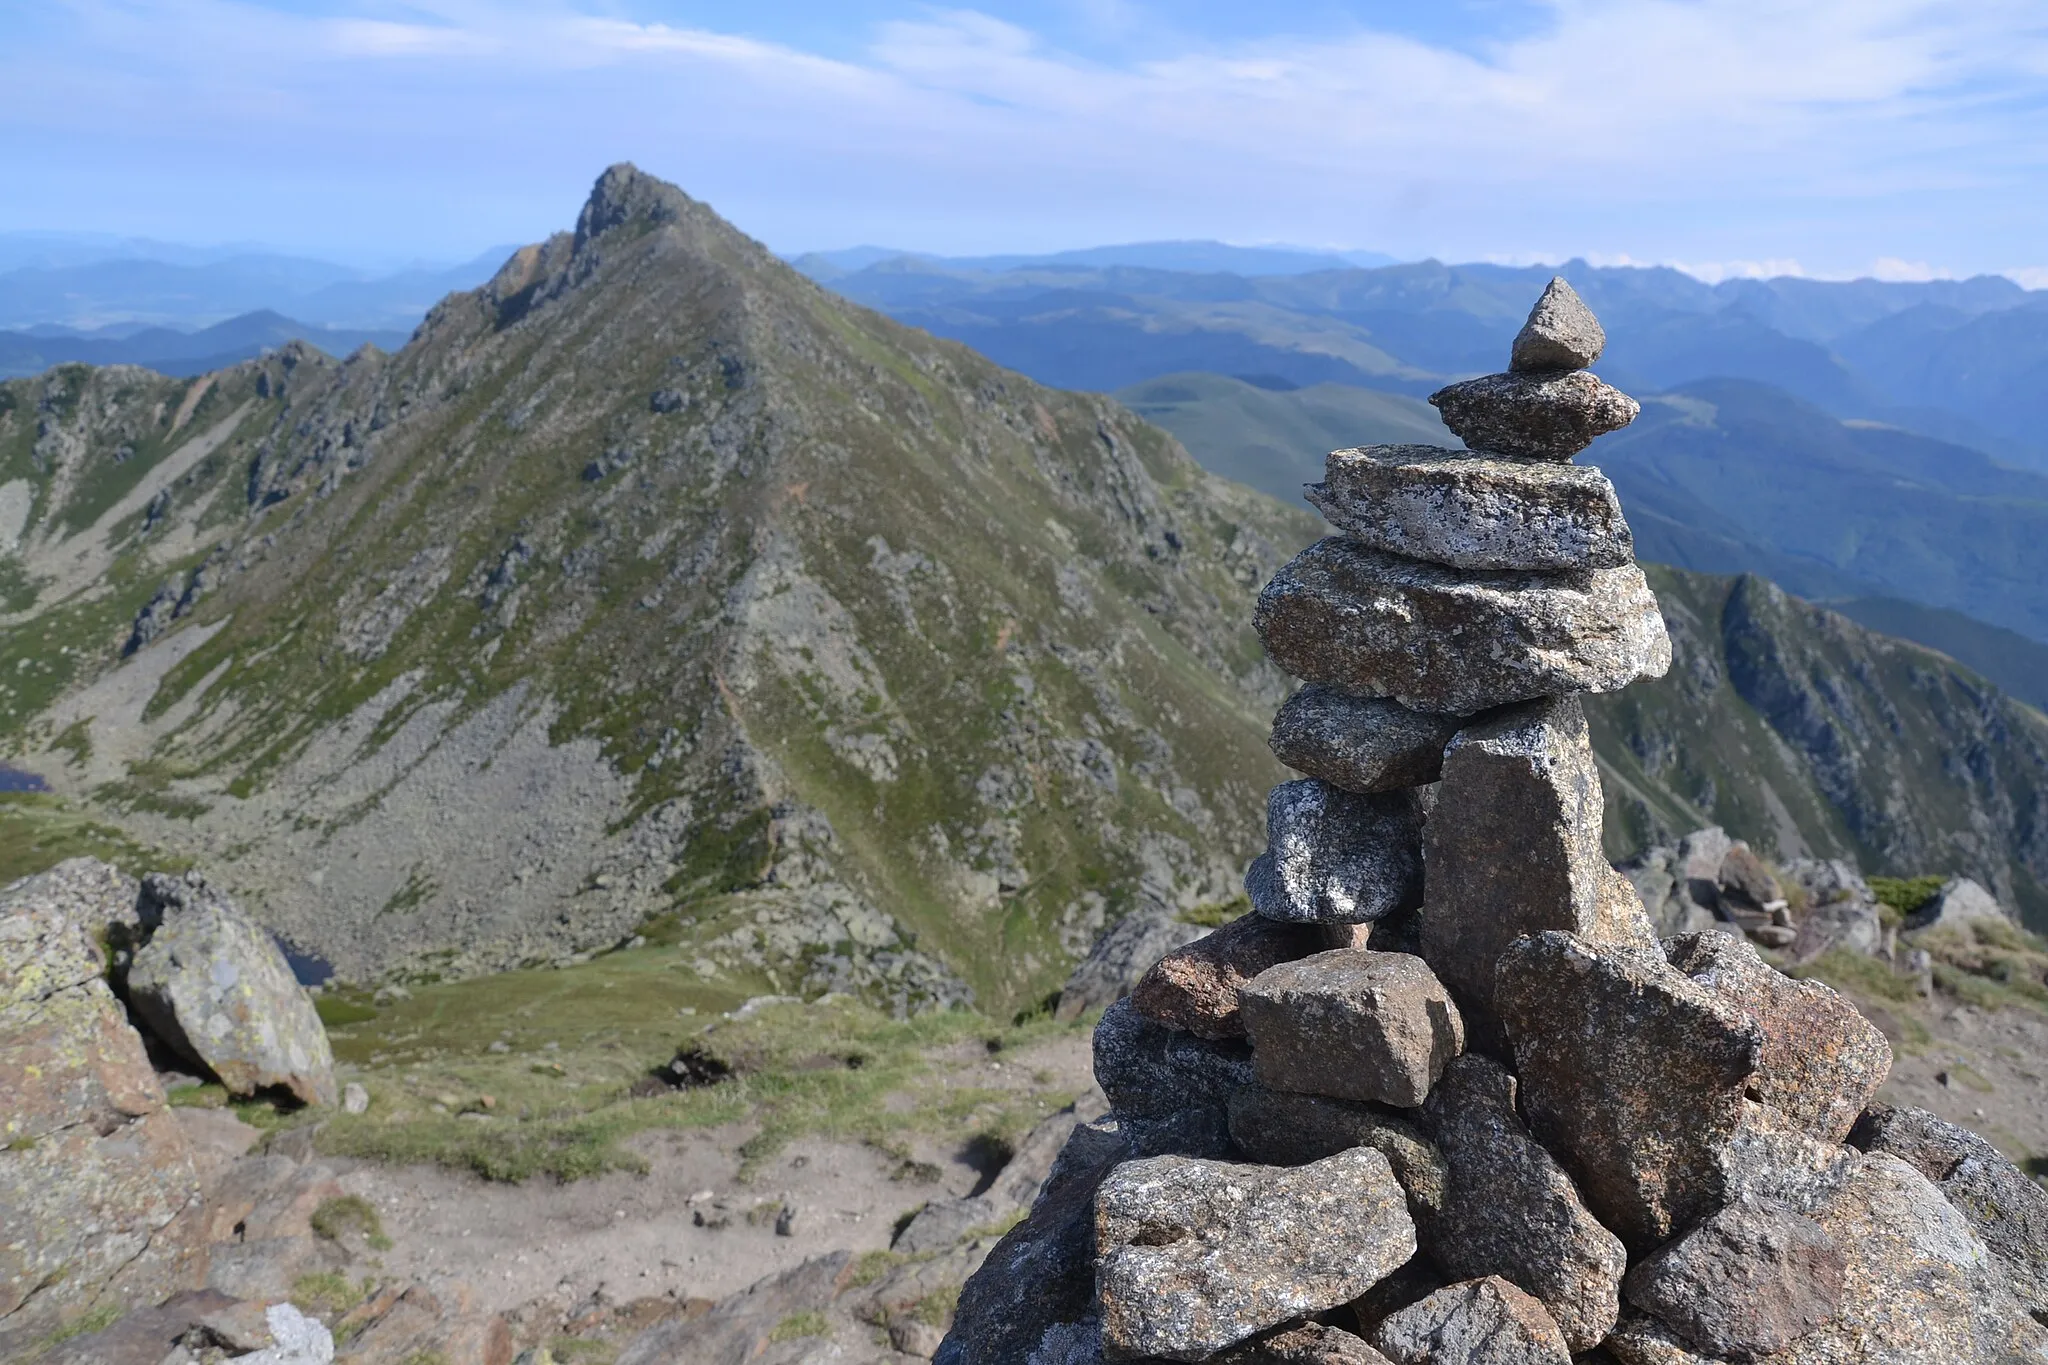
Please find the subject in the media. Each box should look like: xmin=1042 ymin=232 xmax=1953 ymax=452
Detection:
xmin=0 ymin=864 xmax=207 ymax=1354
xmin=941 ymin=279 xmax=2047 ymax=1365
xmin=126 ymin=872 xmax=337 ymax=1107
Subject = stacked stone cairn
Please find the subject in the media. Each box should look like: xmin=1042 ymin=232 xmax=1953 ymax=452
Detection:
xmin=940 ymin=281 xmax=2048 ymax=1365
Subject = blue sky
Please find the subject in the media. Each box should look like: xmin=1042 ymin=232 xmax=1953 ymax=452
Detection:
xmin=5 ymin=1 xmax=2047 ymax=282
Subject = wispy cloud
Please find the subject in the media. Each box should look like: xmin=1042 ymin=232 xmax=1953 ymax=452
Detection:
xmin=3 ymin=0 xmax=2045 ymax=272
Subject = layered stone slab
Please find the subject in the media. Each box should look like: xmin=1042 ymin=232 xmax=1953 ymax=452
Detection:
xmin=1254 ymin=539 xmax=1670 ymax=715
xmin=1307 ymin=445 xmax=1635 ymax=572
xmin=1429 ymin=369 xmax=1639 ymax=460
xmin=1267 ymin=685 xmax=1460 ymax=794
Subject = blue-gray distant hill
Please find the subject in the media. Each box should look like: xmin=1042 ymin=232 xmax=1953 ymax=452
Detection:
xmin=0 ymin=311 xmax=408 ymax=379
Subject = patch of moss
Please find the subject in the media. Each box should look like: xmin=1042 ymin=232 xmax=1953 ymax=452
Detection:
xmin=40 ymin=1302 xmax=122 ymax=1347
xmin=311 ymin=1194 xmax=390 ymax=1250
xmin=1869 ymin=875 xmax=1946 ymax=929
xmin=291 ymin=1272 xmax=370 ymax=1317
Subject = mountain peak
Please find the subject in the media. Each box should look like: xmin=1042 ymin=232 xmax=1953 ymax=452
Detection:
xmin=572 ymin=162 xmax=700 ymax=253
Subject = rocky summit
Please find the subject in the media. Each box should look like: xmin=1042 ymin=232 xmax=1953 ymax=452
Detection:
xmin=942 ymin=285 xmax=2048 ymax=1364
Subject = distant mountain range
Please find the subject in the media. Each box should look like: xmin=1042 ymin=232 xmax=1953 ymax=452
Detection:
xmin=0 ymin=231 xmax=508 ymax=331
xmin=790 ymin=240 xmax=1400 ymax=279
xmin=0 ymin=311 xmax=409 ymax=379
xmin=810 ymin=254 xmax=2048 ymax=472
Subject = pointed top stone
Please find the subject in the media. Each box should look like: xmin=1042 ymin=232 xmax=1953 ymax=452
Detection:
xmin=1512 ymin=277 xmax=1605 ymax=372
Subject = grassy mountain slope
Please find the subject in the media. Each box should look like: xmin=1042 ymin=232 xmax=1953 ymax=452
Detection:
xmin=1826 ymin=597 xmax=2048 ymax=713
xmin=1113 ymin=373 xmax=1457 ymax=506
xmin=0 ymin=166 xmax=1312 ymax=1014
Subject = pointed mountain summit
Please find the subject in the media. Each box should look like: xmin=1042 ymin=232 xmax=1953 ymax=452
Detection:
xmin=0 ymin=165 xmax=1313 ymax=1009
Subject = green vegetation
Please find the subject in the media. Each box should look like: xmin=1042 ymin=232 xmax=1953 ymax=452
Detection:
xmin=307 ymin=963 xmax=1088 ymax=1182
xmin=39 ymin=1303 xmax=122 ymax=1348
xmin=291 ymin=1272 xmax=371 ymax=1317
xmin=311 ymin=1195 xmax=392 ymax=1250
xmin=1920 ymin=918 xmax=2048 ymax=1014
xmin=1869 ymin=875 xmax=1946 ymax=928
xmin=0 ymin=791 xmax=182 ymax=885
xmin=768 ymin=1311 xmax=831 ymax=1343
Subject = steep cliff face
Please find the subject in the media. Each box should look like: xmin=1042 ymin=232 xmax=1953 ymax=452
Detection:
xmin=0 ymin=166 xmax=1312 ymax=1012
xmin=1590 ymin=567 xmax=2048 ymax=926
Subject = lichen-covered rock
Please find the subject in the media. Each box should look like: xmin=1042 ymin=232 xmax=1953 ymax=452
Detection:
xmin=1850 ymin=1103 xmax=2048 ymax=1320
xmin=126 ymin=872 xmax=337 ymax=1107
xmin=1702 ymin=1111 xmax=2048 ymax=1362
xmin=0 ymin=867 xmax=207 ymax=1353
xmin=1372 ymin=1277 xmax=1572 ymax=1365
xmin=1428 ymin=370 xmax=1639 ymax=460
xmin=1244 ymin=780 xmax=1426 ymax=925
xmin=1255 ymin=539 xmax=1670 ymax=715
xmin=1666 ymin=931 xmax=1889 ymax=1143
xmin=1132 ymin=913 xmax=1326 ymax=1039
xmin=1095 ymin=1147 xmax=1416 ymax=1361
xmin=1092 ymin=996 xmax=1254 ymax=1156
xmin=1226 ymin=1086 xmax=1446 ymax=1218
xmin=1238 ymin=949 xmax=1464 ymax=1108
xmin=1422 ymin=1055 xmax=1627 ymax=1352
xmin=1267 ymin=685 xmax=1459 ymax=794
xmin=936 ymin=1115 xmax=1129 ymax=1365
xmin=1422 ymin=696 xmax=1657 ymax=1039
xmin=1511 ymin=277 xmax=1606 ymax=373
xmin=1496 ymin=932 xmax=1761 ymax=1250
xmin=1622 ymin=1195 xmax=1845 ymax=1361
xmin=1307 ymin=446 xmax=1635 ymax=572
xmin=1213 ymin=1322 xmax=1396 ymax=1365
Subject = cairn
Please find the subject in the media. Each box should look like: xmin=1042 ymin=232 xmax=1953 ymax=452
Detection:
xmin=941 ymin=282 xmax=2048 ymax=1365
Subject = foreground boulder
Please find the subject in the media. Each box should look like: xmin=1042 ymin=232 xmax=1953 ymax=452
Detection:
xmin=1372 ymin=1276 xmax=1572 ymax=1365
xmin=1621 ymin=1195 xmax=1846 ymax=1360
xmin=1226 ymin=1087 xmax=1446 ymax=1219
xmin=0 ymin=866 xmax=207 ymax=1353
xmin=1422 ymin=1055 xmax=1626 ymax=1351
xmin=1095 ymin=1147 xmax=1416 ymax=1361
xmin=1238 ymin=949 xmax=1464 ymax=1108
xmin=1850 ymin=1103 xmax=2048 ymax=1321
xmin=127 ymin=872 xmax=337 ymax=1107
xmin=1496 ymin=932 xmax=1760 ymax=1249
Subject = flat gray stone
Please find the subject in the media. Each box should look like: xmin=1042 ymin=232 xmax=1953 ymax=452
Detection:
xmin=1421 ymin=695 xmax=1658 ymax=1040
xmin=1512 ymin=277 xmax=1606 ymax=372
xmin=1423 ymin=1055 xmax=1627 ymax=1353
xmin=1095 ymin=1147 xmax=1416 ymax=1361
xmin=1244 ymin=780 xmax=1425 ymax=925
xmin=1667 ymin=931 xmax=1890 ymax=1143
xmin=1239 ymin=949 xmax=1464 ymax=1108
xmin=1496 ymin=932 xmax=1761 ymax=1250
xmin=1268 ymin=685 xmax=1458 ymax=794
xmin=1307 ymin=445 xmax=1635 ymax=572
xmin=1851 ymin=1103 xmax=2048 ymax=1321
xmin=1622 ymin=1195 xmax=1845 ymax=1360
xmin=1429 ymin=369 xmax=1639 ymax=460
xmin=1255 ymin=538 xmax=1670 ymax=715
xmin=1225 ymin=1086 xmax=1446 ymax=1219
xmin=1373 ymin=1277 xmax=1572 ymax=1365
